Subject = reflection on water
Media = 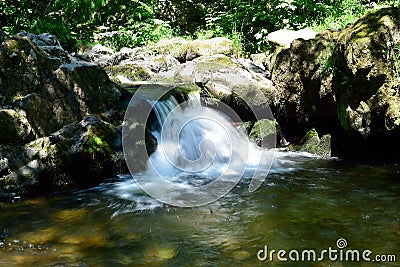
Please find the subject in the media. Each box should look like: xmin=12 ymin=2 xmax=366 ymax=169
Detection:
xmin=0 ymin=151 xmax=399 ymax=266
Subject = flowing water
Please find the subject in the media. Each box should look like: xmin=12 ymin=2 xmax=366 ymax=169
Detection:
xmin=0 ymin=96 xmax=399 ymax=266
xmin=0 ymin=153 xmax=399 ymax=266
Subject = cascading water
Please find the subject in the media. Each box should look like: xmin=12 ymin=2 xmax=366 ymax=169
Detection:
xmin=147 ymin=92 xmax=265 ymax=179
xmin=120 ymin=85 xmax=276 ymax=207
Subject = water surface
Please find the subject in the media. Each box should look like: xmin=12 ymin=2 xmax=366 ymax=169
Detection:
xmin=0 ymin=152 xmax=399 ymax=266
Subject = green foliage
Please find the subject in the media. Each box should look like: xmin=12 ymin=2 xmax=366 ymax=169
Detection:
xmin=2 ymin=0 xmax=400 ymax=53
xmin=203 ymin=0 xmax=336 ymax=52
xmin=99 ymin=19 xmax=176 ymax=51
xmin=0 ymin=0 xmax=52 ymax=33
xmin=86 ymin=135 xmax=108 ymax=154
xmin=318 ymin=46 xmax=336 ymax=76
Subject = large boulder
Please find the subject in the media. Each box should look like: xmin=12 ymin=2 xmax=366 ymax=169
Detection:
xmin=0 ymin=116 xmax=123 ymax=195
xmin=175 ymin=37 xmax=234 ymax=62
xmin=332 ymin=7 xmax=400 ymax=159
xmin=0 ymin=33 xmax=130 ymax=196
xmin=270 ymin=7 xmax=400 ymax=160
xmin=271 ymin=29 xmax=340 ymax=138
xmin=156 ymin=54 xmax=275 ymax=122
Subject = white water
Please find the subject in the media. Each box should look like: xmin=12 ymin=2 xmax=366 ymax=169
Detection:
xmin=120 ymin=92 xmax=276 ymax=207
xmin=147 ymin=94 xmax=260 ymax=176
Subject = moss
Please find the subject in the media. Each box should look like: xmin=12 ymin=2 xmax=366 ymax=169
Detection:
xmin=83 ymin=123 xmax=116 ymax=156
xmin=55 ymin=139 xmax=74 ymax=155
xmin=249 ymin=119 xmax=279 ymax=148
xmin=173 ymin=84 xmax=201 ymax=100
xmin=318 ymin=45 xmax=336 ymax=76
xmin=173 ymin=42 xmax=191 ymax=62
xmin=300 ymin=128 xmax=320 ymax=152
xmin=152 ymin=37 xmax=189 ymax=56
xmin=194 ymin=61 xmax=229 ymax=74
xmin=193 ymin=54 xmax=238 ymax=68
xmin=86 ymin=136 xmax=108 ymax=154
xmin=105 ymin=64 xmax=152 ymax=82
xmin=337 ymin=102 xmax=351 ymax=134
xmin=184 ymin=38 xmax=234 ymax=61
xmin=292 ymin=128 xmax=331 ymax=157
xmin=238 ymin=121 xmax=252 ymax=134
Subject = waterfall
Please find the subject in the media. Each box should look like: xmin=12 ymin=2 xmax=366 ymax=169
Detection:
xmin=146 ymin=92 xmax=270 ymax=183
xmin=122 ymin=87 xmax=275 ymax=207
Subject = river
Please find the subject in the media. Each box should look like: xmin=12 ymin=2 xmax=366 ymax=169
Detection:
xmin=0 ymin=151 xmax=399 ymax=266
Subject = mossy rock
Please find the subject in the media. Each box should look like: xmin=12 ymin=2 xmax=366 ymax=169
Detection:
xmin=152 ymin=37 xmax=189 ymax=56
xmin=175 ymin=37 xmax=234 ymax=62
xmin=385 ymin=95 xmax=400 ymax=131
xmin=291 ymin=128 xmax=331 ymax=157
xmin=18 ymin=93 xmax=64 ymax=137
xmin=0 ymin=116 xmax=124 ymax=195
xmin=193 ymin=54 xmax=239 ymax=68
xmin=104 ymin=64 xmax=153 ymax=83
xmin=0 ymin=109 xmax=35 ymax=144
xmin=55 ymin=64 xmax=122 ymax=115
xmin=249 ymin=119 xmax=280 ymax=148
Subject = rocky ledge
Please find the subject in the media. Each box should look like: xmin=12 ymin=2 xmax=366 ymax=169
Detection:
xmin=0 ymin=33 xmax=130 ymax=196
xmin=270 ymin=7 xmax=400 ymax=160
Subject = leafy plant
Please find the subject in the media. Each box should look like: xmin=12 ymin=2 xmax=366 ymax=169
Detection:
xmin=99 ymin=19 xmax=176 ymax=51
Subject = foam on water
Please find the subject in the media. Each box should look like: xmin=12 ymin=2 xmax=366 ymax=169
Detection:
xmin=114 ymin=92 xmax=306 ymax=209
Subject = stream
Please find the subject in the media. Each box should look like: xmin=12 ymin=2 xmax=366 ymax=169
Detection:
xmin=0 ymin=151 xmax=399 ymax=266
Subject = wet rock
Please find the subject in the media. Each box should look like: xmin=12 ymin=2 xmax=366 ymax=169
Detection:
xmin=291 ymin=128 xmax=331 ymax=157
xmin=156 ymin=54 xmax=275 ymax=122
xmin=0 ymin=33 xmax=130 ymax=195
xmin=176 ymin=37 xmax=234 ymax=62
xmin=270 ymin=7 xmax=400 ymax=160
xmin=249 ymin=119 xmax=281 ymax=147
